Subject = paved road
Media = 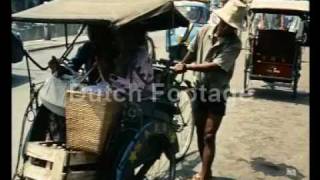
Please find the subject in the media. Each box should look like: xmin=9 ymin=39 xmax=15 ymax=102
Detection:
xmin=174 ymin=44 xmax=310 ymax=179
xmin=12 ymin=31 xmax=309 ymax=179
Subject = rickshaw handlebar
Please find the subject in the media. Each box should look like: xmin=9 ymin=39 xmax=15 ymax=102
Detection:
xmin=157 ymin=58 xmax=180 ymax=65
xmin=24 ymin=50 xmax=50 ymax=71
xmin=153 ymin=58 xmax=192 ymax=89
xmin=153 ymin=58 xmax=179 ymax=72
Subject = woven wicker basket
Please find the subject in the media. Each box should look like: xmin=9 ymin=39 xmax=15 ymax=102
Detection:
xmin=65 ymin=90 xmax=121 ymax=154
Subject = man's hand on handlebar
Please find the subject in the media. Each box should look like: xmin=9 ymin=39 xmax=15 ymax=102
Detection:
xmin=155 ymin=58 xmax=187 ymax=74
xmin=48 ymin=56 xmax=72 ymax=77
xmin=48 ymin=56 xmax=60 ymax=73
xmin=173 ymin=62 xmax=187 ymax=74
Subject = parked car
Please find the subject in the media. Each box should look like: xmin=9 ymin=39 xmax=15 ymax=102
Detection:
xmin=166 ymin=0 xmax=210 ymax=60
xmin=12 ymin=32 xmax=25 ymax=63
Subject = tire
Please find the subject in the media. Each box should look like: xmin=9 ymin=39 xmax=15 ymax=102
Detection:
xmin=174 ymin=90 xmax=195 ymax=161
xmin=116 ymin=134 xmax=176 ymax=180
xmin=243 ymin=61 xmax=250 ymax=94
xmin=243 ymin=70 xmax=249 ymax=94
xmin=244 ymin=37 xmax=251 ymax=94
xmin=292 ymin=80 xmax=298 ymax=99
xmin=292 ymin=71 xmax=300 ymax=99
xmin=142 ymin=139 xmax=176 ymax=180
xmin=292 ymin=47 xmax=301 ymax=99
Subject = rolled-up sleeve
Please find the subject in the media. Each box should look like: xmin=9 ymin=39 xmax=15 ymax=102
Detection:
xmin=213 ymin=42 xmax=241 ymax=72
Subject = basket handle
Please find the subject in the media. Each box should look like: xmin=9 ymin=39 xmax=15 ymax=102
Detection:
xmin=69 ymin=62 xmax=99 ymax=90
xmin=78 ymin=62 xmax=98 ymax=83
xmin=70 ymin=92 xmax=84 ymax=98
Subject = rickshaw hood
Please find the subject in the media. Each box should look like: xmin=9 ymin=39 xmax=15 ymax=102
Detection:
xmin=12 ymin=0 xmax=189 ymax=31
xmin=249 ymin=0 xmax=309 ymax=16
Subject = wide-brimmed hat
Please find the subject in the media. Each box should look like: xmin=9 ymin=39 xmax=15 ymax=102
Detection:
xmin=214 ymin=0 xmax=248 ymax=29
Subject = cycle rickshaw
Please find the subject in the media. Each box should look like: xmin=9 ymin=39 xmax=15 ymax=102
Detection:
xmin=12 ymin=0 xmax=195 ymax=179
xmin=244 ymin=0 xmax=309 ymax=97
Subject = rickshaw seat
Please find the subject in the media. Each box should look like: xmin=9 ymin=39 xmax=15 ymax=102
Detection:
xmin=253 ymin=30 xmax=298 ymax=64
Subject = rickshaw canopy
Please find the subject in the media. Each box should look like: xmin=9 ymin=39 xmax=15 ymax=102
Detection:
xmin=12 ymin=0 xmax=189 ymax=31
xmin=249 ymin=0 xmax=309 ymax=16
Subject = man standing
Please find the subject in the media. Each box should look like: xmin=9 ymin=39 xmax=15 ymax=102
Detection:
xmin=173 ymin=0 xmax=247 ymax=179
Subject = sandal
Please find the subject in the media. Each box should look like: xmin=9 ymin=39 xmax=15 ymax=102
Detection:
xmin=191 ymin=172 xmax=213 ymax=180
xmin=192 ymin=173 xmax=201 ymax=180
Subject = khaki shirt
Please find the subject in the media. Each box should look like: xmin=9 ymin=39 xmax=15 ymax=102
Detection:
xmin=188 ymin=24 xmax=241 ymax=96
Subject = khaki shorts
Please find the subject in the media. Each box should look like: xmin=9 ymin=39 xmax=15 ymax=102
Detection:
xmin=191 ymin=89 xmax=226 ymax=117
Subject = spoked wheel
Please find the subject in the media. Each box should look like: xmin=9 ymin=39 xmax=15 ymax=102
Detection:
xmin=142 ymin=146 xmax=176 ymax=180
xmin=243 ymin=69 xmax=249 ymax=94
xmin=174 ymin=90 xmax=195 ymax=161
xmin=116 ymin=135 xmax=176 ymax=180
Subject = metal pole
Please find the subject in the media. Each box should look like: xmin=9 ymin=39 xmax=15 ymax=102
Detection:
xmin=43 ymin=1 xmax=51 ymax=40
xmin=64 ymin=24 xmax=68 ymax=48
xmin=43 ymin=23 xmax=51 ymax=40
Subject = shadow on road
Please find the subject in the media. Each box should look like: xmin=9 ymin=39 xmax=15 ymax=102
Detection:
xmin=237 ymin=157 xmax=305 ymax=180
xmin=12 ymin=74 xmax=30 ymax=88
xmin=251 ymin=88 xmax=309 ymax=106
xmin=248 ymin=157 xmax=305 ymax=180
xmin=233 ymin=88 xmax=309 ymax=106
xmin=211 ymin=177 xmax=235 ymax=180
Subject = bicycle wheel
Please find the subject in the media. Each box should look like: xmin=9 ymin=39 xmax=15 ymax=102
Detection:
xmin=116 ymin=132 xmax=176 ymax=180
xmin=143 ymin=149 xmax=176 ymax=180
xmin=174 ymin=90 xmax=195 ymax=161
xmin=140 ymin=137 xmax=176 ymax=180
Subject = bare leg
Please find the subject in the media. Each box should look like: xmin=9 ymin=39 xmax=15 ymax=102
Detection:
xmin=200 ymin=112 xmax=223 ymax=180
xmin=194 ymin=105 xmax=207 ymax=161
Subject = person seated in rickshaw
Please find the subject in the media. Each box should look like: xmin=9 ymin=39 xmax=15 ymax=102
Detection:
xmin=28 ymin=24 xmax=118 ymax=143
xmin=251 ymin=13 xmax=289 ymax=33
xmin=55 ymin=25 xmax=153 ymax=97
xmin=47 ymin=24 xmax=119 ymax=84
xmin=31 ymin=24 xmax=153 ymax=143
xmin=67 ymin=24 xmax=119 ymax=84
xmin=107 ymin=26 xmax=154 ymax=99
xmin=93 ymin=26 xmax=155 ymax=180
